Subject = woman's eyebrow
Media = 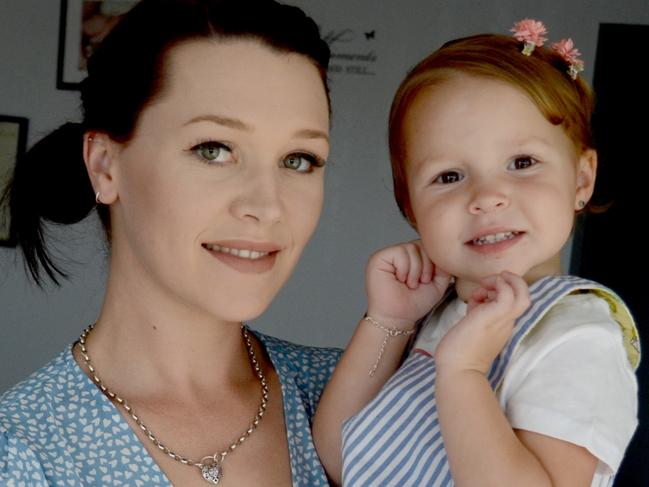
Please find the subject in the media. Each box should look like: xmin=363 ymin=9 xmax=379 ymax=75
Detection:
xmin=183 ymin=115 xmax=328 ymax=143
xmin=183 ymin=114 xmax=251 ymax=131
xmin=295 ymin=129 xmax=329 ymax=142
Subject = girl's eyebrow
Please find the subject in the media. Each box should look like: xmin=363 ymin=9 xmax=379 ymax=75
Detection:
xmin=509 ymin=135 xmax=553 ymax=148
xmin=410 ymin=152 xmax=456 ymax=170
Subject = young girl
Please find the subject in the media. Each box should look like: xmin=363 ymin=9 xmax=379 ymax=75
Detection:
xmin=313 ymin=20 xmax=640 ymax=487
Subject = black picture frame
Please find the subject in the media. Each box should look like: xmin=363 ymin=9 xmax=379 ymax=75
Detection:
xmin=0 ymin=115 xmax=28 ymax=247
xmin=57 ymin=0 xmax=138 ymax=90
xmin=57 ymin=0 xmax=84 ymax=90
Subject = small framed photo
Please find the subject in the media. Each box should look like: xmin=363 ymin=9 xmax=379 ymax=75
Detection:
xmin=0 ymin=115 xmax=28 ymax=246
xmin=57 ymin=0 xmax=139 ymax=90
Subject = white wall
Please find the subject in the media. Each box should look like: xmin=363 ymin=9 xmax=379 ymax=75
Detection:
xmin=2 ymin=0 xmax=648 ymax=393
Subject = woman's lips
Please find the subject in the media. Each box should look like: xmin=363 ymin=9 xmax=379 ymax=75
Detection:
xmin=203 ymin=243 xmax=270 ymax=260
xmin=201 ymin=241 xmax=280 ymax=274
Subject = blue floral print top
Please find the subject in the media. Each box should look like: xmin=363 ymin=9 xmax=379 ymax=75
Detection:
xmin=0 ymin=330 xmax=341 ymax=486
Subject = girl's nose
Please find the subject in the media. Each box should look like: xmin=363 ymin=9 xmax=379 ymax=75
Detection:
xmin=468 ymin=184 xmax=510 ymax=214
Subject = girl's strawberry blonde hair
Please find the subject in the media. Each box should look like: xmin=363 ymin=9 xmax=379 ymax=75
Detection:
xmin=388 ymin=34 xmax=595 ymax=224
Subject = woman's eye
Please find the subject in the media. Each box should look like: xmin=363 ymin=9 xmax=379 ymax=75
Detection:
xmin=283 ymin=153 xmax=323 ymax=173
xmin=191 ymin=141 xmax=233 ymax=164
xmin=509 ymin=156 xmax=537 ymax=170
xmin=433 ymin=171 xmax=464 ymax=184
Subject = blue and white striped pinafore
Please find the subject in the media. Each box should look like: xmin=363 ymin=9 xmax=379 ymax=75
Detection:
xmin=341 ymin=275 xmax=640 ymax=487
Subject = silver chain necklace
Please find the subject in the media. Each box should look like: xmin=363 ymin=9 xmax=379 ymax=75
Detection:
xmin=78 ymin=323 xmax=269 ymax=485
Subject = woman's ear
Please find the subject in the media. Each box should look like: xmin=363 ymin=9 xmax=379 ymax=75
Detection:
xmin=83 ymin=132 xmax=119 ymax=205
xmin=575 ymin=149 xmax=597 ymax=210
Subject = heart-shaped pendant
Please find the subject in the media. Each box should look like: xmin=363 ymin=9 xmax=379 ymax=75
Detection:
xmin=200 ymin=461 xmax=223 ymax=485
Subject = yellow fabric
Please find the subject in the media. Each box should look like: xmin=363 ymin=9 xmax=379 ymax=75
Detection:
xmin=587 ymin=289 xmax=641 ymax=370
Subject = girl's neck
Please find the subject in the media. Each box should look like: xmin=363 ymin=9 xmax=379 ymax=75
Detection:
xmin=454 ymin=254 xmax=562 ymax=302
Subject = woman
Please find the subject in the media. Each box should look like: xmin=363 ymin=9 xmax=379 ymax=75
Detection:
xmin=0 ymin=0 xmax=338 ymax=485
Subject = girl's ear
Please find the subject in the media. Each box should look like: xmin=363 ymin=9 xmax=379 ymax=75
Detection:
xmin=83 ymin=132 xmax=119 ymax=205
xmin=575 ymin=149 xmax=597 ymax=210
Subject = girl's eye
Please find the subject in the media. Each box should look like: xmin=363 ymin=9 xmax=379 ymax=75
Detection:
xmin=283 ymin=153 xmax=324 ymax=173
xmin=191 ymin=141 xmax=233 ymax=164
xmin=508 ymin=156 xmax=537 ymax=170
xmin=433 ymin=171 xmax=464 ymax=184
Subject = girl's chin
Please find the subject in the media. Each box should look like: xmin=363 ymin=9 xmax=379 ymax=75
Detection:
xmin=456 ymin=263 xmax=535 ymax=281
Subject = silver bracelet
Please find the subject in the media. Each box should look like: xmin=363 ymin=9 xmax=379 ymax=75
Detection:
xmin=364 ymin=316 xmax=416 ymax=377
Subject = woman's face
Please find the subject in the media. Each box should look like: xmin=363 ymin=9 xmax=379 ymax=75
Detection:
xmin=108 ymin=39 xmax=330 ymax=321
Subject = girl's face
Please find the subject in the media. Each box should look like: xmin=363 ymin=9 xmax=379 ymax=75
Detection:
xmin=105 ymin=39 xmax=330 ymax=321
xmin=403 ymin=75 xmax=595 ymax=290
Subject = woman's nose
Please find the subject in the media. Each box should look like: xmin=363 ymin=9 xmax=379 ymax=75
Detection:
xmin=230 ymin=169 xmax=282 ymax=224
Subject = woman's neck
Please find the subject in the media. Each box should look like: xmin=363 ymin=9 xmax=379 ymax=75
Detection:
xmin=82 ymin=269 xmax=255 ymax=402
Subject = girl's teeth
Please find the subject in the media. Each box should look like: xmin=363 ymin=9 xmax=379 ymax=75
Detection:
xmin=204 ymin=244 xmax=269 ymax=260
xmin=473 ymin=231 xmax=518 ymax=245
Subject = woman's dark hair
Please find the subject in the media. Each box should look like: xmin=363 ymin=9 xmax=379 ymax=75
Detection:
xmin=8 ymin=0 xmax=330 ymax=286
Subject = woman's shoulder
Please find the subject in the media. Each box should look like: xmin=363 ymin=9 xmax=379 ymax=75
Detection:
xmin=253 ymin=330 xmax=342 ymax=423
xmin=0 ymin=346 xmax=78 ymax=436
xmin=254 ymin=330 xmax=342 ymax=368
xmin=0 ymin=348 xmax=76 ymax=485
xmin=0 ymin=429 xmax=50 ymax=485
xmin=253 ymin=330 xmax=342 ymax=390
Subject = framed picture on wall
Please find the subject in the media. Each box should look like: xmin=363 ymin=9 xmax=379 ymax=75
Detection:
xmin=0 ymin=115 xmax=28 ymax=246
xmin=57 ymin=0 xmax=139 ymax=90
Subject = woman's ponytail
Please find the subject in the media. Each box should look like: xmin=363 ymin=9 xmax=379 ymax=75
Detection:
xmin=9 ymin=122 xmax=95 ymax=286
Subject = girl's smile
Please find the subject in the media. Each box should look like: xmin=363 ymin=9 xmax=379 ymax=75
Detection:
xmin=465 ymin=229 xmax=525 ymax=254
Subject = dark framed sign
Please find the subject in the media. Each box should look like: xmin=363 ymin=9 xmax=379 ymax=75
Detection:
xmin=57 ymin=0 xmax=138 ymax=90
xmin=572 ymin=23 xmax=649 ymax=486
xmin=0 ymin=115 xmax=28 ymax=246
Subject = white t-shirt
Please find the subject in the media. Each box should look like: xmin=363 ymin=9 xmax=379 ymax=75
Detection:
xmin=414 ymin=293 xmax=638 ymax=487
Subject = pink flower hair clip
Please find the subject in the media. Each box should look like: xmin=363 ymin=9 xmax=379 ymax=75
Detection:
xmin=511 ymin=19 xmax=547 ymax=56
xmin=551 ymin=38 xmax=585 ymax=79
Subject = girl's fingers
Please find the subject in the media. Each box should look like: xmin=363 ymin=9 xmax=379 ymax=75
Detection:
xmin=404 ymin=243 xmax=423 ymax=289
xmin=477 ymin=274 xmax=500 ymax=291
xmin=495 ymin=274 xmax=518 ymax=307
xmin=500 ymin=271 xmax=530 ymax=312
xmin=375 ymin=240 xmax=449 ymax=291
xmin=470 ymin=274 xmax=514 ymax=311
xmin=391 ymin=246 xmax=410 ymax=283
xmin=418 ymin=245 xmax=434 ymax=284
xmin=471 ymin=286 xmax=490 ymax=303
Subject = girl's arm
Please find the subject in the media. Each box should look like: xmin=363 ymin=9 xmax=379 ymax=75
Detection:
xmin=435 ymin=272 xmax=597 ymax=487
xmin=312 ymin=241 xmax=451 ymax=485
xmin=436 ymin=369 xmax=597 ymax=487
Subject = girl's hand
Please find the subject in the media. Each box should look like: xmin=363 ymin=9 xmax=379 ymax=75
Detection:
xmin=366 ymin=240 xmax=452 ymax=330
xmin=434 ymin=271 xmax=530 ymax=374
